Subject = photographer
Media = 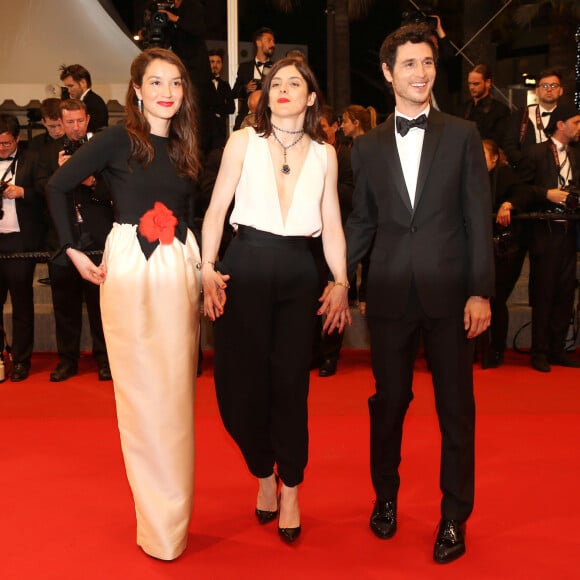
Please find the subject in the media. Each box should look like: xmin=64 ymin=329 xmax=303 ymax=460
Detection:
xmin=520 ymin=104 xmax=580 ymax=371
xmin=36 ymin=100 xmax=113 ymax=382
xmin=0 ymin=114 xmax=47 ymax=381
xmin=232 ymin=26 xmax=276 ymax=130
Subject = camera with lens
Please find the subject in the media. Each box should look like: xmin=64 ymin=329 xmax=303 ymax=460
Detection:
xmin=401 ymin=5 xmax=438 ymax=30
xmin=63 ymin=138 xmax=84 ymax=157
xmin=563 ymin=183 xmax=580 ymax=211
xmin=0 ymin=182 xmax=6 ymax=219
xmin=142 ymin=1 xmax=175 ymax=48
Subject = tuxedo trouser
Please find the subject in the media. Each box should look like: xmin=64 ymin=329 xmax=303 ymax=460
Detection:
xmin=0 ymin=232 xmax=36 ymax=363
xmin=214 ymin=226 xmax=318 ymax=487
xmin=367 ymin=283 xmax=475 ymax=522
xmin=48 ymin=259 xmax=108 ymax=366
xmin=529 ymin=220 xmax=577 ymax=357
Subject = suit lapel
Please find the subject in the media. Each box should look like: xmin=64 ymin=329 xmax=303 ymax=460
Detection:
xmin=413 ymin=109 xmax=444 ymax=212
xmin=381 ymin=116 xmax=413 ymax=214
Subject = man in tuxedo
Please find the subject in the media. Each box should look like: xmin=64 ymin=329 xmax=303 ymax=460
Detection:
xmin=60 ymin=64 xmax=109 ymax=133
xmin=207 ymin=49 xmax=235 ymax=150
xmin=231 ymin=26 xmax=276 ymax=130
xmin=0 ymin=115 xmax=47 ymax=381
xmin=503 ymin=69 xmax=564 ymax=175
xmin=36 ymin=100 xmax=113 ymax=382
xmin=520 ymin=104 xmax=580 ymax=372
xmin=345 ymin=24 xmax=493 ymax=563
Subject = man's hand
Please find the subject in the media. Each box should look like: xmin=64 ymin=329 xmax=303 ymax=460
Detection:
xmin=464 ymin=296 xmax=491 ymax=339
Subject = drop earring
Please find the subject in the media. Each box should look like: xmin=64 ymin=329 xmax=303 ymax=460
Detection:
xmin=137 ymin=98 xmax=143 ymax=113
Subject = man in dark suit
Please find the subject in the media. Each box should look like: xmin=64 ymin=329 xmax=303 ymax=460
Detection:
xmin=60 ymin=64 xmax=109 ymax=133
xmin=231 ymin=26 xmax=276 ymax=130
xmin=520 ymin=104 xmax=580 ymax=372
xmin=36 ymin=100 xmax=113 ymax=382
xmin=503 ymin=69 xmax=564 ymax=175
xmin=345 ymin=24 xmax=493 ymax=564
xmin=0 ymin=115 xmax=47 ymax=381
xmin=207 ymin=48 xmax=235 ymax=150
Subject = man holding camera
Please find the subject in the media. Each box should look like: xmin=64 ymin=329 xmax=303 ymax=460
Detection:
xmin=0 ymin=114 xmax=47 ymax=381
xmin=232 ymin=26 xmax=276 ymax=130
xmin=36 ymin=100 xmax=113 ymax=382
xmin=521 ymin=104 xmax=580 ymax=371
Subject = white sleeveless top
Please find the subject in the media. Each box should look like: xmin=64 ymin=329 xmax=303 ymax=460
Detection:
xmin=229 ymin=127 xmax=327 ymax=237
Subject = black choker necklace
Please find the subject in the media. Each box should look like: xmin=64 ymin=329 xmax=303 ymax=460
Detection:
xmin=271 ymin=128 xmax=305 ymax=175
xmin=271 ymin=122 xmax=305 ymax=135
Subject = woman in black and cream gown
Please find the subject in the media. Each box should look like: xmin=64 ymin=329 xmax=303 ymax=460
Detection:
xmin=47 ymin=48 xmax=202 ymax=561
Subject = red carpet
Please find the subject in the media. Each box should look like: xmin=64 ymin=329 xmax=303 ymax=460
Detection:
xmin=1 ymin=350 xmax=579 ymax=579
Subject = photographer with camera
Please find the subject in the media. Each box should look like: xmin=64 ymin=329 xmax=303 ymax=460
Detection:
xmin=36 ymin=100 xmax=113 ymax=382
xmin=520 ymin=104 xmax=580 ymax=371
xmin=0 ymin=114 xmax=47 ymax=381
xmin=232 ymin=26 xmax=276 ymax=130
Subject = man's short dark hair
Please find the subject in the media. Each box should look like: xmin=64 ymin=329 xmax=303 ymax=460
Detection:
xmin=379 ymin=24 xmax=438 ymax=75
xmin=537 ymin=68 xmax=562 ymax=85
xmin=40 ymin=98 xmax=62 ymax=121
xmin=253 ymin=26 xmax=275 ymax=45
xmin=0 ymin=114 xmax=20 ymax=138
xmin=208 ymin=48 xmax=224 ymax=60
xmin=470 ymin=63 xmax=492 ymax=82
xmin=59 ymin=64 xmax=92 ymax=87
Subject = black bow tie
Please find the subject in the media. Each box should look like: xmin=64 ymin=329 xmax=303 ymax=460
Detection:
xmin=0 ymin=156 xmax=15 ymax=162
xmin=396 ymin=114 xmax=428 ymax=136
xmin=541 ymin=111 xmax=551 ymax=117
xmin=256 ymin=60 xmax=272 ymax=68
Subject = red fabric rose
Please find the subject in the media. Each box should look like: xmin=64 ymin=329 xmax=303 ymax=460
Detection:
xmin=138 ymin=202 xmax=178 ymax=245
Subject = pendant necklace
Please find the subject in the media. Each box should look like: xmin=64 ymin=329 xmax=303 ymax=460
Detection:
xmin=271 ymin=124 xmax=305 ymax=175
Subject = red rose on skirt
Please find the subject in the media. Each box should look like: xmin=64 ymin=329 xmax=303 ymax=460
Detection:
xmin=138 ymin=202 xmax=178 ymax=245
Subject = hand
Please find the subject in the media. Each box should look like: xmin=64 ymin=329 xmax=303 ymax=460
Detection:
xmin=464 ymin=296 xmax=491 ymax=339
xmin=318 ymin=282 xmax=352 ymax=334
xmin=246 ymin=80 xmax=259 ymax=92
xmin=2 ymin=184 xmax=24 ymax=199
xmin=496 ymin=202 xmax=512 ymax=227
xmin=546 ymin=188 xmax=568 ymax=206
xmin=201 ymin=265 xmax=230 ymax=321
xmin=66 ymin=248 xmax=106 ymax=285
xmin=58 ymin=150 xmax=71 ymax=167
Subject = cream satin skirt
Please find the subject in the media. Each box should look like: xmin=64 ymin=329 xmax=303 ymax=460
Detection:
xmin=100 ymin=223 xmax=200 ymax=560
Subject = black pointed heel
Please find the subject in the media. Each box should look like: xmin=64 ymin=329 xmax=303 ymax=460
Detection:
xmin=255 ymin=474 xmax=280 ymax=524
xmin=278 ymin=526 xmax=301 ymax=543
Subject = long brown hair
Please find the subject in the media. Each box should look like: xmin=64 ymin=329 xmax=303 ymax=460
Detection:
xmin=125 ymin=48 xmax=200 ymax=181
xmin=254 ymin=57 xmax=326 ymax=142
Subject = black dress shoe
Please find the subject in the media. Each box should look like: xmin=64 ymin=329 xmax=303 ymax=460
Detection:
xmin=549 ymin=352 xmax=580 ymax=368
xmin=433 ymin=519 xmax=466 ymax=564
xmin=369 ymin=499 xmax=397 ymax=539
xmin=50 ymin=363 xmax=78 ymax=382
xmin=318 ymin=358 xmax=337 ymax=377
xmin=255 ymin=507 xmax=278 ymax=525
xmin=278 ymin=525 xmax=301 ymax=543
xmin=11 ymin=363 xmax=30 ymax=382
xmin=531 ymin=354 xmax=551 ymax=373
xmin=98 ymin=363 xmax=112 ymax=381
xmin=486 ymin=349 xmax=504 ymax=369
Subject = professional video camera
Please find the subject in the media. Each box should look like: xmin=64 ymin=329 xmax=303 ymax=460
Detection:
xmin=142 ymin=1 xmax=176 ymax=49
xmin=401 ymin=4 xmax=438 ymax=30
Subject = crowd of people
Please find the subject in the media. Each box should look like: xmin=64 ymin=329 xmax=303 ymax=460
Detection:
xmin=0 ymin=9 xmax=578 ymax=567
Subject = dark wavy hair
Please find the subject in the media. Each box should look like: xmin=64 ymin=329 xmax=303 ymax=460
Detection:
xmin=254 ymin=57 xmax=325 ymax=142
xmin=379 ymin=23 xmax=438 ymax=76
xmin=125 ymin=47 xmax=201 ymax=181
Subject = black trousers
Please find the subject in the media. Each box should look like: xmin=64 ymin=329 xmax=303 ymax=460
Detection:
xmin=48 ymin=259 xmax=108 ymax=367
xmin=367 ymin=283 xmax=475 ymax=523
xmin=529 ymin=220 xmax=577 ymax=357
xmin=0 ymin=233 xmax=36 ymax=364
xmin=214 ymin=227 xmax=318 ymax=487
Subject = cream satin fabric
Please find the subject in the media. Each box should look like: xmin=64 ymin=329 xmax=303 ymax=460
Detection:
xmin=100 ymin=223 xmax=200 ymax=560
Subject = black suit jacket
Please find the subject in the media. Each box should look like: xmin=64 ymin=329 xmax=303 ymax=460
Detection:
xmin=8 ymin=145 xmax=47 ymax=250
xmin=345 ymin=110 xmax=494 ymax=319
xmin=35 ymin=137 xmax=113 ymax=255
xmin=207 ymin=76 xmax=235 ymax=149
xmin=232 ymin=60 xmax=269 ymax=130
xmin=83 ymin=89 xmax=109 ymax=133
